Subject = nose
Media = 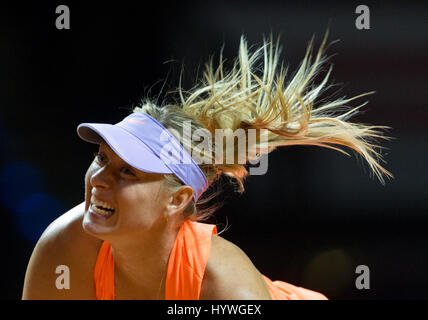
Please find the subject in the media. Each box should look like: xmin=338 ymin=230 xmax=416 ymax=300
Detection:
xmin=89 ymin=165 xmax=112 ymax=190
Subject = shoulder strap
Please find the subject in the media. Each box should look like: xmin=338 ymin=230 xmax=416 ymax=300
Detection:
xmin=165 ymin=220 xmax=217 ymax=300
xmin=94 ymin=241 xmax=115 ymax=300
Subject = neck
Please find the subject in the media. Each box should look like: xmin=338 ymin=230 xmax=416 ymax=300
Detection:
xmin=109 ymin=219 xmax=182 ymax=298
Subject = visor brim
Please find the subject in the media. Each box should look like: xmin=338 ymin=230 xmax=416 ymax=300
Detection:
xmin=77 ymin=123 xmax=172 ymax=174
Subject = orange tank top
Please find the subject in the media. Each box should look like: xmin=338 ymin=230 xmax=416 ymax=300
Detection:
xmin=93 ymin=220 xmax=327 ymax=300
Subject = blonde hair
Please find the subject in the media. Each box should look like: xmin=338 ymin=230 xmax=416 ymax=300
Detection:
xmin=133 ymin=30 xmax=393 ymax=221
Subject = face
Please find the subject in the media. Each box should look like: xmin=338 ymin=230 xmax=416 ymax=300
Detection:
xmin=82 ymin=141 xmax=170 ymax=240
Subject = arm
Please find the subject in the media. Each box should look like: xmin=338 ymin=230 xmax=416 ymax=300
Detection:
xmin=200 ymin=235 xmax=272 ymax=300
xmin=22 ymin=202 xmax=99 ymax=299
xmin=22 ymin=225 xmax=67 ymax=299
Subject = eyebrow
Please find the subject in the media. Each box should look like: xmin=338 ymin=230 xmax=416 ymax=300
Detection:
xmin=99 ymin=142 xmax=112 ymax=152
xmin=98 ymin=144 xmax=119 ymax=162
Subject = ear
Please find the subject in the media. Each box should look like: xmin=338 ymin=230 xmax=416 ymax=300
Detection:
xmin=165 ymin=185 xmax=194 ymax=217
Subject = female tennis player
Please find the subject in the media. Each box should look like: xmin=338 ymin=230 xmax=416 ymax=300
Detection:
xmin=22 ymin=32 xmax=392 ymax=300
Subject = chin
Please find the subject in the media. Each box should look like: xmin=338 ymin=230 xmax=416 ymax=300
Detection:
xmin=82 ymin=208 xmax=117 ymax=240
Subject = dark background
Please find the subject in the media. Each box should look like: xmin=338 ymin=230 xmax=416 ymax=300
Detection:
xmin=0 ymin=0 xmax=427 ymax=299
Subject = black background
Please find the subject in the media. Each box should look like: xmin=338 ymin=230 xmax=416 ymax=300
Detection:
xmin=0 ymin=0 xmax=427 ymax=299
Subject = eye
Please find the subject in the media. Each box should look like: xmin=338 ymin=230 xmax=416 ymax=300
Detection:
xmin=93 ymin=152 xmax=107 ymax=164
xmin=121 ymin=166 xmax=136 ymax=176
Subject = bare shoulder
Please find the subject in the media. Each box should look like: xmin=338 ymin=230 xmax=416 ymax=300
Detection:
xmin=22 ymin=202 xmax=102 ymax=299
xmin=200 ymin=234 xmax=271 ymax=300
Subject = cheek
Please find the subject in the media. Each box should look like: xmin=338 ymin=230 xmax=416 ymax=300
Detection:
xmin=116 ymin=183 xmax=165 ymax=223
xmin=83 ymin=165 xmax=96 ymax=209
xmin=84 ymin=164 xmax=96 ymax=188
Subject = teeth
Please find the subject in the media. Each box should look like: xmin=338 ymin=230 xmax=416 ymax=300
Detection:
xmin=91 ymin=203 xmax=114 ymax=216
xmin=91 ymin=195 xmax=116 ymax=214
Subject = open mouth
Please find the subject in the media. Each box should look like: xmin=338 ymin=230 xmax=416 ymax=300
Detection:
xmin=90 ymin=195 xmax=116 ymax=217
